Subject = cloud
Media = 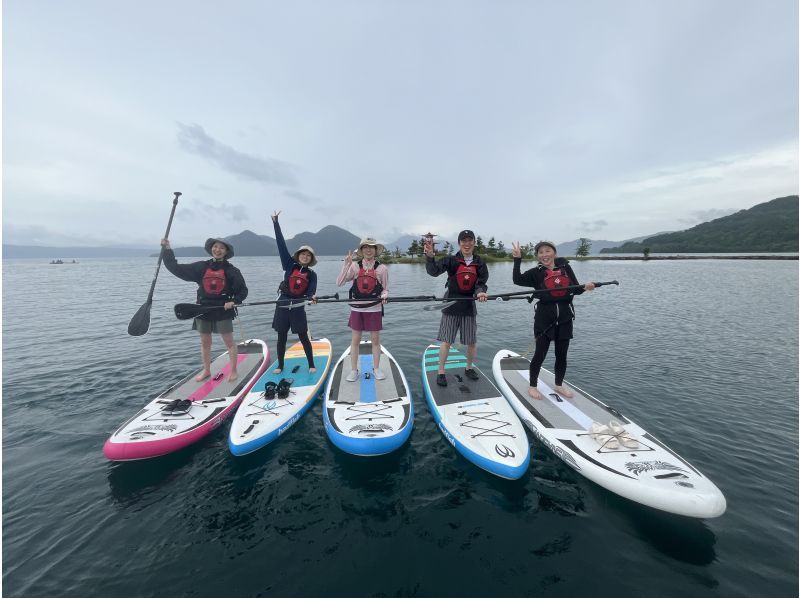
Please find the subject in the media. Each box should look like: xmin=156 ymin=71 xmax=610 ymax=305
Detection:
xmin=176 ymin=123 xmax=298 ymax=187
xmin=178 ymin=199 xmax=249 ymax=223
xmin=282 ymin=189 xmax=323 ymax=206
xmin=579 ymin=219 xmax=609 ymax=233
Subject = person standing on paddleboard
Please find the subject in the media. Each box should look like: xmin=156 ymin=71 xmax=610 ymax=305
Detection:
xmin=337 ymin=238 xmax=389 ymax=381
xmin=511 ymin=240 xmax=595 ymax=400
xmin=161 ymin=237 xmax=247 ymax=382
xmin=271 ymin=210 xmax=318 ymax=375
xmin=424 ymin=230 xmax=489 ymax=387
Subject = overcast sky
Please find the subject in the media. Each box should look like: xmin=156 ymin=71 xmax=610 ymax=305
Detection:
xmin=4 ymin=0 xmax=798 ymax=249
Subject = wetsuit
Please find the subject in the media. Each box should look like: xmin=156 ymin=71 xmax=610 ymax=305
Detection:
xmin=272 ymin=220 xmax=316 ymax=370
xmin=513 ymin=257 xmax=585 ymax=386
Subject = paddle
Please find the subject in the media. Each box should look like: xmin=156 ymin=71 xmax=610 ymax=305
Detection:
xmin=174 ymin=294 xmax=341 ymax=320
xmin=423 ymin=280 xmax=620 ymax=311
xmin=310 ymin=294 xmax=438 ymax=306
xmin=128 ymin=192 xmax=181 ymax=336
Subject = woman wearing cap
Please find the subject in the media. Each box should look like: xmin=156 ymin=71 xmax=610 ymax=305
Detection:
xmin=424 ymin=229 xmax=489 ymax=387
xmin=271 ymin=210 xmax=318 ymax=375
xmin=161 ymin=236 xmax=248 ymax=382
xmin=511 ymin=240 xmax=595 ymax=400
xmin=336 ymin=238 xmax=389 ymax=381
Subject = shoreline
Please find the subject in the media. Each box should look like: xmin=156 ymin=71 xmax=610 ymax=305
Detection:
xmin=386 ymin=254 xmax=798 ymax=263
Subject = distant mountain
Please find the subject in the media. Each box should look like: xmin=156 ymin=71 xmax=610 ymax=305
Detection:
xmin=386 ymin=234 xmax=420 ymax=254
xmin=600 ymin=195 xmax=799 ymax=253
xmin=2 ymin=245 xmax=152 ymax=258
xmin=556 ymin=233 xmax=674 ymax=256
xmin=168 ymin=225 xmax=360 ymax=257
xmin=289 ymin=225 xmax=360 ymax=256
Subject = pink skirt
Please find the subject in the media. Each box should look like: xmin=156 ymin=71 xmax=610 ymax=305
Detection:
xmin=348 ymin=310 xmax=383 ymax=331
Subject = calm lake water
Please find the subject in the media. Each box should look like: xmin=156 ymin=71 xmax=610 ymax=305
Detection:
xmin=3 ymin=256 xmax=798 ymax=597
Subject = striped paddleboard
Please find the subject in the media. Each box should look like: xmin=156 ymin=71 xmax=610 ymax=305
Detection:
xmin=421 ymin=344 xmax=529 ymax=479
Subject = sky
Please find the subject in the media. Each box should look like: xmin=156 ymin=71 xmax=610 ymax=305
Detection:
xmin=3 ymin=0 xmax=798 ymax=249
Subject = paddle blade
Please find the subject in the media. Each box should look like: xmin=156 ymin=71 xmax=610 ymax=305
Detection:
xmin=128 ymin=301 xmax=152 ymax=336
xmin=174 ymin=303 xmax=205 ymax=320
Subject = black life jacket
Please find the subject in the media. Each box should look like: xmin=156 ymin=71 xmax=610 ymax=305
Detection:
xmin=283 ymin=267 xmax=310 ymax=297
xmin=543 ymin=267 xmax=572 ymax=297
xmin=350 ymin=261 xmax=383 ymax=299
xmin=454 ymin=258 xmax=478 ymax=293
xmin=202 ymin=265 xmax=227 ymax=296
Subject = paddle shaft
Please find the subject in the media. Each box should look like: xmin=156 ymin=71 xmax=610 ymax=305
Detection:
xmin=127 ymin=192 xmax=181 ymax=335
xmin=436 ymin=281 xmax=618 ymax=302
xmin=425 ymin=281 xmax=619 ymax=311
xmin=146 ymin=193 xmax=181 ymax=303
xmin=174 ymin=294 xmax=340 ymax=320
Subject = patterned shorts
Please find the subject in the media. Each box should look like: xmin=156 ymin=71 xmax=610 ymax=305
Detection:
xmin=436 ymin=313 xmax=477 ymax=345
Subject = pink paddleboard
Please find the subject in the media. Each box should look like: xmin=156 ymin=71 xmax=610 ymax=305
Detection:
xmin=103 ymin=339 xmax=269 ymax=461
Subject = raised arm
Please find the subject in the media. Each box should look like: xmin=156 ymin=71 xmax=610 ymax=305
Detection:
xmin=271 ymin=211 xmax=292 ymax=270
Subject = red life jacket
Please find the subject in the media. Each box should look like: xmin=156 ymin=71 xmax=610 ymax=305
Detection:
xmin=543 ymin=268 xmax=572 ymax=297
xmin=350 ymin=261 xmax=382 ymax=299
xmin=286 ymin=267 xmax=310 ymax=297
xmin=202 ymin=266 xmax=227 ymax=296
xmin=454 ymin=259 xmax=478 ymax=293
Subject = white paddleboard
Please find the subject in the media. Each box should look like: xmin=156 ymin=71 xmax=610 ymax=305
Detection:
xmin=323 ymin=341 xmax=413 ymax=456
xmin=422 ymin=344 xmax=529 ymax=479
xmin=492 ymin=349 xmax=726 ymax=518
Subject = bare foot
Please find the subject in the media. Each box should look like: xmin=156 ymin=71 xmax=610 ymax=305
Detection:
xmin=528 ymin=386 xmax=543 ymax=400
xmin=273 ymin=368 xmax=282 ymax=375
xmin=195 ymin=371 xmax=211 ymax=382
xmin=309 ymin=367 xmax=317 ymax=374
xmin=554 ymin=385 xmax=573 ymax=398
xmin=228 ymin=372 xmax=239 ymax=382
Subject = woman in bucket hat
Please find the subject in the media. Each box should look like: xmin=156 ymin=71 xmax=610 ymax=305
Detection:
xmin=511 ymin=240 xmax=595 ymax=400
xmin=160 ymin=236 xmax=248 ymax=381
xmin=336 ymin=237 xmax=389 ymax=381
xmin=270 ymin=210 xmax=318 ymax=374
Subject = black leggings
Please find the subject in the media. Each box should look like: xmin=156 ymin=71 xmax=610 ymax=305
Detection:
xmin=276 ymin=331 xmax=315 ymax=370
xmin=529 ymin=336 xmax=570 ymax=386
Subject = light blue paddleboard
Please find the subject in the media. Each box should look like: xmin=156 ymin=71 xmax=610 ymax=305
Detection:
xmin=229 ymin=338 xmax=332 ymax=455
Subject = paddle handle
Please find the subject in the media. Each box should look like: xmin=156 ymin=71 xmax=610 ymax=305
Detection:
xmin=146 ymin=192 xmax=181 ymax=303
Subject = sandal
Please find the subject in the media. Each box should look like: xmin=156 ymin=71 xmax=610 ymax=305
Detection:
xmin=609 ymin=420 xmax=639 ymax=449
xmin=276 ymin=378 xmax=294 ymax=398
xmin=162 ymin=399 xmax=192 ymax=415
xmin=590 ymin=422 xmax=619 ymax=450
xmin=263 ymin=381 xmax=278 ymax=399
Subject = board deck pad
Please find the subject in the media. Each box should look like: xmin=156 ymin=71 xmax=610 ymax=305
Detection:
xmin=492 ymin=350 xmax=727 ymax=518
xmin=323 ymin=341 xmax=413 ymax=456
xmin=500 ymin=357 xmax=629 ymax=431
xmin=421 ymin=344 xmax=529 ymax=479
xmin=229 ymin=339 xmax=332 ymax=455
xmin=104 ymin=339 xmax=269 ymax=461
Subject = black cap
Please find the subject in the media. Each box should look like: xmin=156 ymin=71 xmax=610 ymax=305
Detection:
xmin=458 ymin=230 xmax=475 ymax=242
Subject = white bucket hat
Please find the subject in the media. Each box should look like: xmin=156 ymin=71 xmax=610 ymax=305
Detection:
xmin=292 ymin=245 xmax=317 ymax=267
xmin=355 ymin=237 xmax=385 ymax=258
